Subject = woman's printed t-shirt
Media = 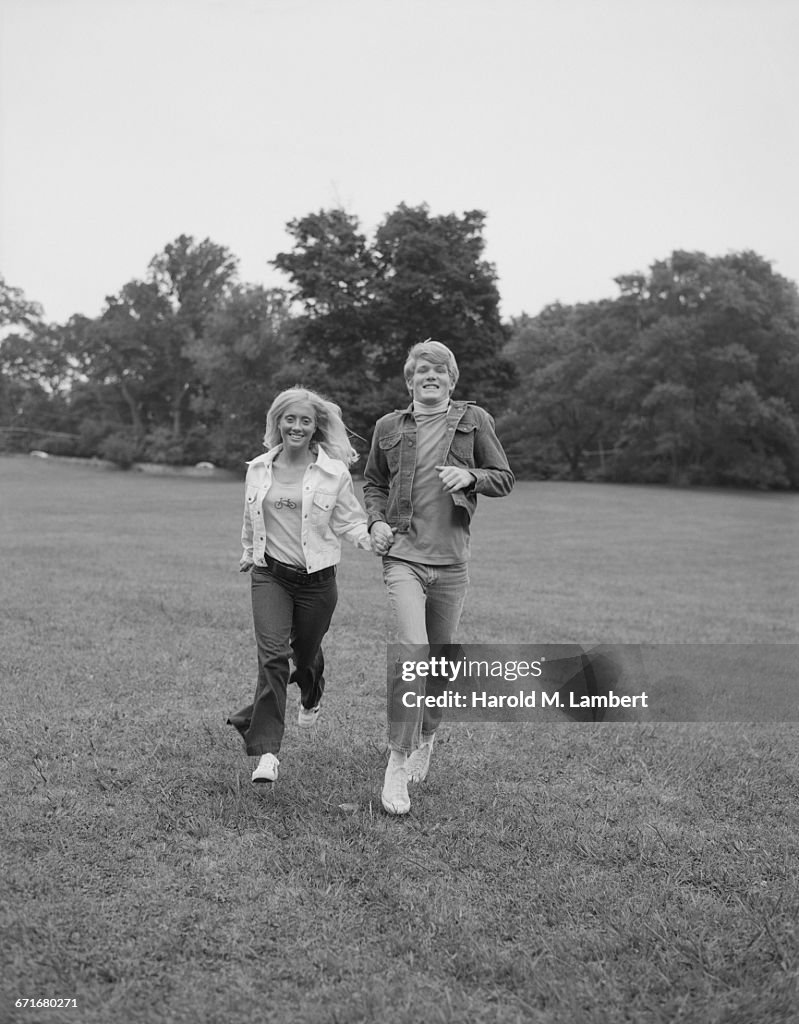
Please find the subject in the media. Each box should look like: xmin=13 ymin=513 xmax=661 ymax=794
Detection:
xmin=263 ymin=467 xmax=305 ymax=568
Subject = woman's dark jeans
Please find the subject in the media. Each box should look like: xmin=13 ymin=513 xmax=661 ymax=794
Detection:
xmin=228 ymin=564 xmax=338 ymax=756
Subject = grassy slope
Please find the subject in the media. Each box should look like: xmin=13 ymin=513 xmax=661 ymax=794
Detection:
xmin=1 ymin=457 xmax=797 ymax=1024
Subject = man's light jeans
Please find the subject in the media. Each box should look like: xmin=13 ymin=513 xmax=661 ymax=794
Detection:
xmin=383 ymin=557 xmax=469 ymax=753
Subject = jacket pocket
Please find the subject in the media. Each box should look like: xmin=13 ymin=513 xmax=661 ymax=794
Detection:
xmin=310 ymin=492 xmax=336 ymax=521
xmin=449 ymin=422 xmax=476 ymax=465
xmin=378 ymin=431 xmax=403 ymax=473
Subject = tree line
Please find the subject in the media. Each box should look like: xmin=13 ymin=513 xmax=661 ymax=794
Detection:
xmin=2 ymin=204 xmax=798 ymax=488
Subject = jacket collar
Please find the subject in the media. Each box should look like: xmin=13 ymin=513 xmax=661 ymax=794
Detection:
xmin=313 ymin=446 xmax=340 ymax=475
xmin=393 ymin=400 xmax=474 ymax=415
xmin=246 ymin=444 xmax=340 ymax=475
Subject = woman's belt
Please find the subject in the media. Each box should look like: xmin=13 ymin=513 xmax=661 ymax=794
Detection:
xmin=262 ymin=554 xmax=336 ymax=584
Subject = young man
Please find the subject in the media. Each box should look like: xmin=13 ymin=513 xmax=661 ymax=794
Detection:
xmin=364 ymin=340 xmax=514 ymax=814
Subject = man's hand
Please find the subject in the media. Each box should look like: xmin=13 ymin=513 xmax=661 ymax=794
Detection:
xmin=436 ymin=465 xmax=476 ymax=494
xmin=239 ymin=558 xmax=254 ymax=573
xmin=370 ymin=521 xmax=395 ymax=555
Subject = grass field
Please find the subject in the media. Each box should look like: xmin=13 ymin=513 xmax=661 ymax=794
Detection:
xmin=2 ymin=455 xmax=798 ymax=1023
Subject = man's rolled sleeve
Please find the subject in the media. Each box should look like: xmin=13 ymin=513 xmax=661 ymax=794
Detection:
xmin=363 ymin=436 xmax=389 ymax=530
xmin=471 ymin=410 xmax=515 ymax=496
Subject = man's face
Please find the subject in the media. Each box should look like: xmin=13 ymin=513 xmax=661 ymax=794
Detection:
xmin=409 ymin=359 xmax=453 ymax=406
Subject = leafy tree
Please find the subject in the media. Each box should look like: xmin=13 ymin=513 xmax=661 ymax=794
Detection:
xmin=614 ymin=251 xmax=799 ymax=486
xmin=65 ymin=283 xmax=172 ymax=444
xmin=272 ymin=204 xmax=516 ymax=440
xmin=501 ymin=303 xmax=629 ymax=479
xmin=271 ymin=208 xmax=397 ymax=450
xmin=505 ymin=250 xmax=799 ymax=487
xmin=146 ymin=235 xmax=239 ymax=441
xmin=187 ymin=284 xmax=299 ymax=469
xmin=1 ymin=275 xmax=43 ymax=329
xmin=272 ymin=209 xmax=375 ymax=376
xmin=0 ymin=278 xmax=71 ymax=450
xmin=370 ymin=204 xmax=514 ymax=408
xmin=60 ymin=236 xmax=240 ymax=462
xmin=711 ymin=382 xmax=798 ymax=488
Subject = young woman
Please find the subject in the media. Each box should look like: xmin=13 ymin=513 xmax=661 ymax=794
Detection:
xmin=228 ymin=387 xmax=375 ymax=785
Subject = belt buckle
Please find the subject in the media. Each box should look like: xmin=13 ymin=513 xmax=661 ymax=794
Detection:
xmin=281 ymin=560 xmax=305 ymax=582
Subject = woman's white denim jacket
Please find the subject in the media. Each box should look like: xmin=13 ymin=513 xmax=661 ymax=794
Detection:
xmin=241 ymin=445 xmax=371 ymax=572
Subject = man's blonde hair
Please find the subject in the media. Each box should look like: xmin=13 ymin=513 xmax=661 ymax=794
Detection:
xmin=403 ymin=339 xmax=459 ymax=390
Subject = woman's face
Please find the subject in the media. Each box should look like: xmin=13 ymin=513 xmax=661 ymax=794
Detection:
xmin=278 ymin=400 xmax=316 ymax=452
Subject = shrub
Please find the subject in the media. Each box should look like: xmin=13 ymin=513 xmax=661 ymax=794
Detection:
xmin=143 ymin=427 xmax=186 ymax=465
xmin=36 ymin=433 xmax=79 ymax=456
xmin=75 ymin=419 xmax=113 ymax=458
xmin=99 ymin=432 xmax=141 ymax=469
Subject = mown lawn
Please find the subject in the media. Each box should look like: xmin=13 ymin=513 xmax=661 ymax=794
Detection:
xmin=1 ymin=455 xmax=798 ymax=1023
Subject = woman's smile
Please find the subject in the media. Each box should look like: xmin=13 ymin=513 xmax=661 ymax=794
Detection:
xmin=278 ymin=401 xmax=316 ymax=450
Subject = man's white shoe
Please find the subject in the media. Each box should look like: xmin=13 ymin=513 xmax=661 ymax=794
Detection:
xmin=298 ymin=700 xmax=322 ymax=729
xmin=381 ymin=750 xmax=410 ymax=815
xmin=406 ymin=735 xmax=435 ymax=783
xmin=251 ymin=752 xmax=279 ymax=784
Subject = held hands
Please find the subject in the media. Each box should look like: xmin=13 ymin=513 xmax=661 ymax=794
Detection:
xmin=370 ymin=521 xmax=396 ymax=556
xmin=436 ymin=465 xmax=476 ymax=494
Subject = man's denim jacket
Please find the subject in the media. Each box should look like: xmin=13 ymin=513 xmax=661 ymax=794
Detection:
xmin=363 ymin=401 xmax=514 ymax=534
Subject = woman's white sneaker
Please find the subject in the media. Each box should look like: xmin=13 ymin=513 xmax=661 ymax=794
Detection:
xmin=251 ymin=752 xmax=279 ymax=783
xmin=298 ymin=700 xmax=322 ymax=729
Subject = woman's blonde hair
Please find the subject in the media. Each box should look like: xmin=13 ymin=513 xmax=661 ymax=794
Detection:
xmin=263 ymin=387 xmax=359 ymax=465
xmin=403 ymin=339 xmax=460 ymax=390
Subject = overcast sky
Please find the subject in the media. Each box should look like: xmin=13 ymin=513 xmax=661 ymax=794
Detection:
xmin=2 ymin=0 xmax=798 ymax=325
